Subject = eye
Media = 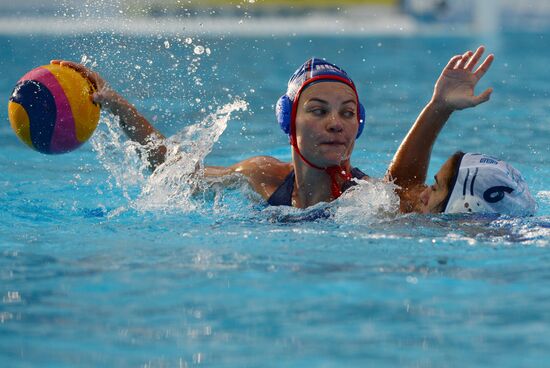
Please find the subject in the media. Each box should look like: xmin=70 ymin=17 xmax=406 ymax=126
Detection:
xmin=430 ymin=185 xmax=437 ymax=191
xmin=341 ymin=109 xmax=356 ymax=119
xmin=309 ymin=107 xmax=327 ymax=117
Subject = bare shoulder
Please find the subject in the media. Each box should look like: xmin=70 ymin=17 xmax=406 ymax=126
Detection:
xmin=230 ymin=156 xmax=292 ymax=199
xmin=231 ymin=156 xmax=291 ymax=182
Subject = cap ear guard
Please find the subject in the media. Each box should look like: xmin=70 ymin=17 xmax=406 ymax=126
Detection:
xmin=275 ymin=94 xmax=366 ymax=139
xmin=357 ymin=103 xmax=365 ymax=139
xmin=276 ymin=94 xmax=292 ymax=135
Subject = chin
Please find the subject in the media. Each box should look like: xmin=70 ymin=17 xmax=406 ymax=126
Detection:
xmin=317 ymin=155 xmax=346 ymax=168
xmin=420 ymin=206 xmax=431 ymax=214
xmin=319 ymin=149 xmax=349 ymax=164
xmin=425 ymin=207 xmax=440 ymax=214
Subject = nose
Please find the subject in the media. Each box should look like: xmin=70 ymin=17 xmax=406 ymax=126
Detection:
xmin=419 ymin=186 xmax=430 ymax=206
xmin=326 ymin=112 xmax=343 ymax=133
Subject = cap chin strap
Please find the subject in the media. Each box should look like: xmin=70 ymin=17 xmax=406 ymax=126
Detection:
xmin=326 ymin=165 xmax=353 ymax=199
xmin=291 ymin=138 xmax=352 ymax=199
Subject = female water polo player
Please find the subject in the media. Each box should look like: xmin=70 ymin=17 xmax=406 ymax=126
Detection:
xmin=52 ymin=46 xmax=500 ymax=211
xmin=385 ymin=46 xmax=536 ymax=216
xmin=394 ymin=151 xmax=537 ymax=215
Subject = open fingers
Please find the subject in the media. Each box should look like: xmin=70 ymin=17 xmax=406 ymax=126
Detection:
xmin=473 ymin=54 xmax=494 ymax=81
xmin=445 ymin=55 xmax=463 ymax=70
xmin=464 ymin=46 xmax=485 ymax=71
xmin=455 ymin=50 xmax=473 ymax=69
xmin=51 ymin=60 xmax=88 ymax=75
xmin=50 ymin=59 xmax=100 ymax=90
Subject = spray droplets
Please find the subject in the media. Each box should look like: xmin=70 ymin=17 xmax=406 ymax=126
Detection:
xmin=192 ymin=44 xmax=211 ymax=56
xmin=194 ymin=45 xmax=205 ymax=55
xmin=80 ymin=54 xmax=97 ymax=68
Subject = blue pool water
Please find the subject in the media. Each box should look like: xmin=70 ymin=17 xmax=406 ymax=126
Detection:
xmin=1 ymin=27 xmax=549 ymax=367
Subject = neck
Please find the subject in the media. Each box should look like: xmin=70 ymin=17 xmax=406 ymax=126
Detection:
xmin=291 ymin=150 xmax=352 ymax=208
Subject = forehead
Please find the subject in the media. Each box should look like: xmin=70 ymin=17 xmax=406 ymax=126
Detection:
xmin=299 ymin=81 xmax=356 ymax=102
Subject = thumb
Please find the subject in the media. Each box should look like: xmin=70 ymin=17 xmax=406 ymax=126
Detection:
xmin=472 ymin=87 xmax=493 ymax=106
xmin=92 ymin=92 xmax=103 ymax=104
xmin=90 ymin=92 xmax=107 ymax=108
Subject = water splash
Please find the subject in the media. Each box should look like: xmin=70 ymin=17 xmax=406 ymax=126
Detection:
xmin=333 ymin=179 xmax=401 ymax=224
xmin=91 ymin=114 xmax=150 ymax=201
xmin=490 ymin=216 xmax=550 ymax=246
xmin=93 ymin=98 xmax=248 ymax=214
xmin=537 ymin=191 xmax=550 ymax=205
xmin=261 ymin=179 xmax=401 ymax=224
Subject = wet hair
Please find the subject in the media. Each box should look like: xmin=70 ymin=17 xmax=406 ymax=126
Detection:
xmin=436 ymin=151 xmax=466 ymax=213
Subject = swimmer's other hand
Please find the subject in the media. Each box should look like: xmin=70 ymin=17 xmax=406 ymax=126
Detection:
xmin=432 ymin=46 xmax=494 ymax=111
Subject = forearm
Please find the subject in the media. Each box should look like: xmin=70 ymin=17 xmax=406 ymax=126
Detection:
xmin=387 ymin=99 xmax=452 ymax=187
xmin=100 ymin=91 xmax=163 ymax=143
xmin=101 ymin=90 xmax=167 ymax=169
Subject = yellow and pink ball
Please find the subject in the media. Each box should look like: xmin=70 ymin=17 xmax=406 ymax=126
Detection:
xmin=8 ymin=64 xmax=100 ymax=154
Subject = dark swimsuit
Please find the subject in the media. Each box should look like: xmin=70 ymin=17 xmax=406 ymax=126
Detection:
xmin=267 ymin=167 xmax=367 ymax=206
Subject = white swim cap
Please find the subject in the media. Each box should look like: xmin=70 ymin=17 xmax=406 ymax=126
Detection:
xmin=443 ymin=153 xmax=537 ymax=215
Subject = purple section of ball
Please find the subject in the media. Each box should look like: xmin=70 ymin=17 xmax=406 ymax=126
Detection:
xmin=21 ymin=67 xmax=79 ymax=153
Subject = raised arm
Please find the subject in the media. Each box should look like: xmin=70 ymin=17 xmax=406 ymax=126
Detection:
xmin=386 ymin=46 xmax=494 ymax=189
xmin=51 ymin=60 xmax=167 ymax=170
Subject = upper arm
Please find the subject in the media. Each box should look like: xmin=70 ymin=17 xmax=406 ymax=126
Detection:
xmin=204 ymin=156 xmax=283 ymax=177
xmin=204 ymin=156 xmax=291 ymax=199
xmin=230 ymin=156 xmax=288 ymax=178
xmin=385 ymin=101 xmax=451 ymax=188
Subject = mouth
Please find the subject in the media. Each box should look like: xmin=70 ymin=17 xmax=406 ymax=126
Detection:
xmin=320 ymin=141 xmax=347 ymax=146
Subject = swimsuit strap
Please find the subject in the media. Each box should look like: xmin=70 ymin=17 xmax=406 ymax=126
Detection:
xmin=342 ymin=167 xmax=367 ymax=192
xmin=351 ymin=167 xmax=367 ymax=178
xmin=267 ymin=171 xmax=296 ymax=206
xmin=267 ymin=167 xmax=366 ymax=207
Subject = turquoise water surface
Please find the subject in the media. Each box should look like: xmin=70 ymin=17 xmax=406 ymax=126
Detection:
xmin=1 ymin=26 xmax=549 ymax=367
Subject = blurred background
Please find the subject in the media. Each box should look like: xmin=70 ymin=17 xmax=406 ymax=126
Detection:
xmin=0 ymin=0 xmax=550 ymax=35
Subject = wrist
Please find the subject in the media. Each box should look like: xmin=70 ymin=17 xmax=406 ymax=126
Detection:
xmin=99 ymin=89 xmax=126 ymax=113
xmin=428 ymin=97 xmax=454 ymax=116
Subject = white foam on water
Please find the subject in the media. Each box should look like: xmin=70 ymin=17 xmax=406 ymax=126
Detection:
xmin=333 ymin=179 xmax=401 ymax=225
xmin=536 ymin=191 xmax=550 ymax=203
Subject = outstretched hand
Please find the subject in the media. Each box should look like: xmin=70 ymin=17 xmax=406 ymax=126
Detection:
xmin=50 ymin=60 xmax=115 ymax=107
xmin=432 ymin=46 xmax=494 ymax=111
